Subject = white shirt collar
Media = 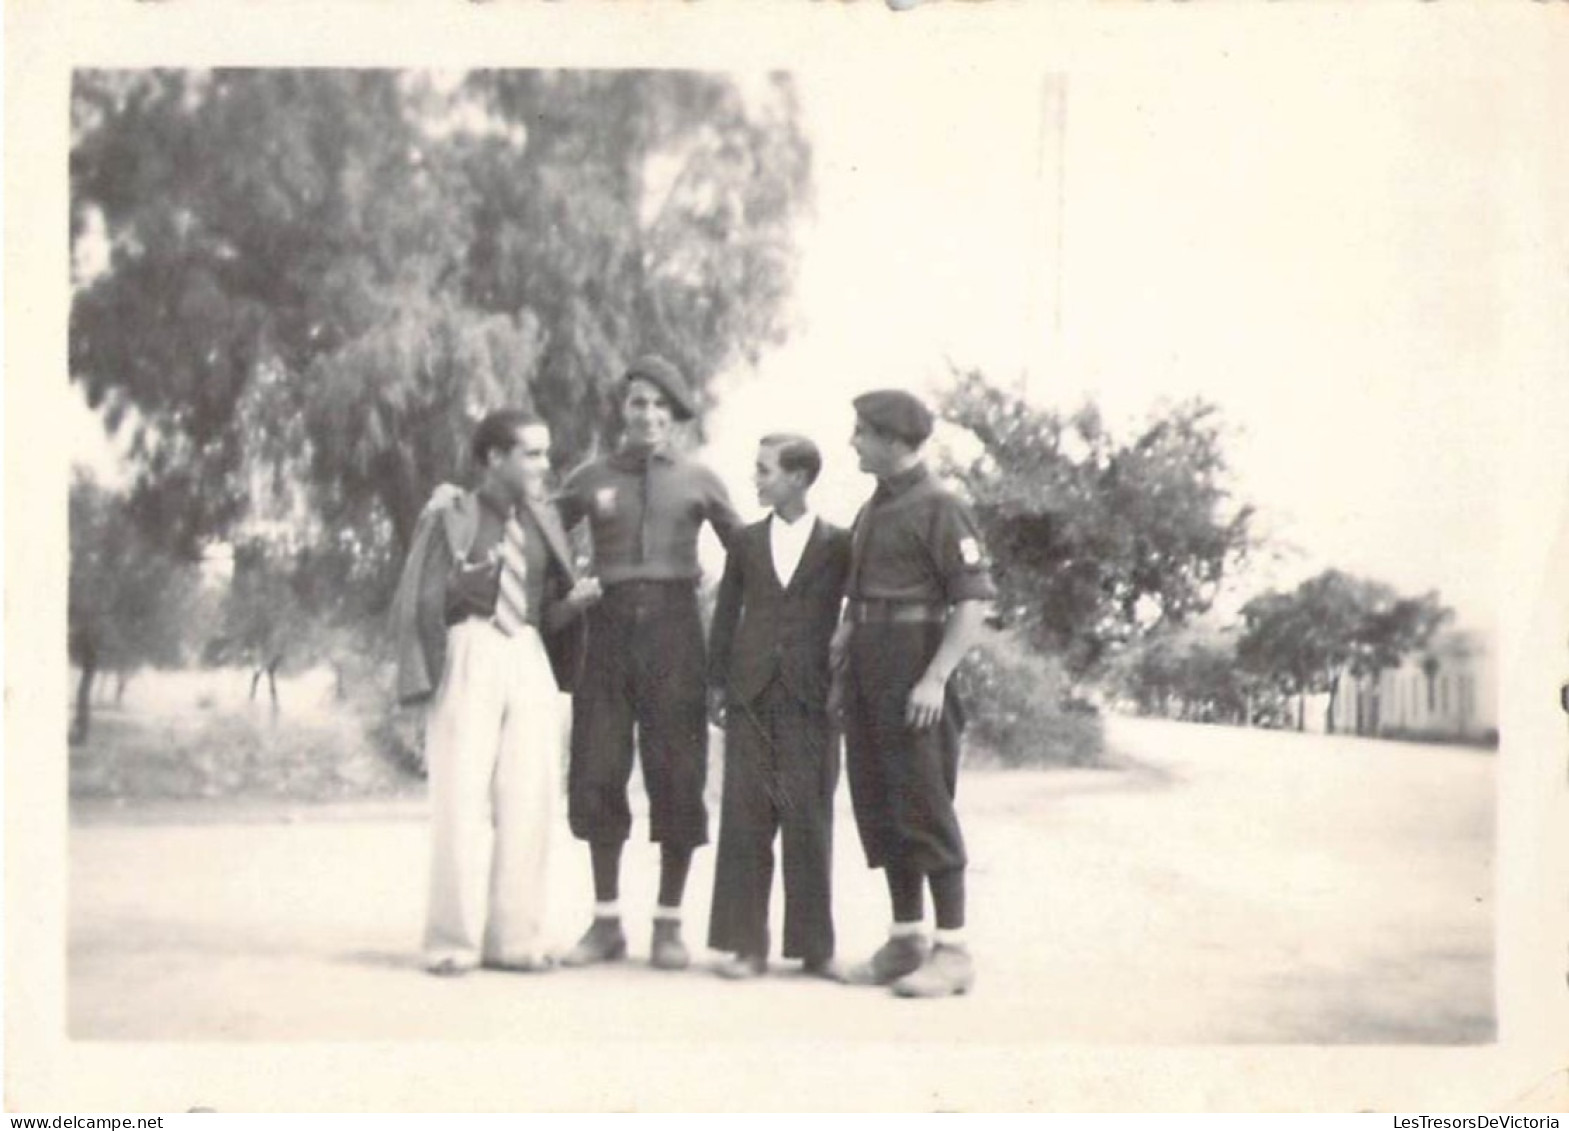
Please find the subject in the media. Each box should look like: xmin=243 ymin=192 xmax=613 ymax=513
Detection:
xmin=768 ymin=509 xmax=815 ymax=587
xmin=773 ymin=507 xmax=814 ymax=529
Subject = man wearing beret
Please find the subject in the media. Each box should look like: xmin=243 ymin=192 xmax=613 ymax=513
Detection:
xmin=832 ymin=389 xmax=996 ymax=997
xmin=554 ymin=356 xmax=743 ymax=971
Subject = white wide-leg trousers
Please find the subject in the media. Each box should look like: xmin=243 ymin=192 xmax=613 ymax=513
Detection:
xmin=423 ymin=619 xmax=560 ymax=970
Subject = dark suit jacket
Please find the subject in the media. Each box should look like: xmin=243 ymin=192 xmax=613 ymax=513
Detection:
xmin=707 ymin=515 xmax=851 ymax=710
xmin=393 ymin=490 xmax=587 ymax=703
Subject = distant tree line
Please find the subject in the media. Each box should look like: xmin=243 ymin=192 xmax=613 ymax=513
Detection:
xmin=1110 ymin=570 xmax=1450 ymax=734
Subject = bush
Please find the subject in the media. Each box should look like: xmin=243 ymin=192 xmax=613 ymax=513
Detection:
xmin=954 ymin=631 xmax=1104 ymax=768
xmin=68 ymin=665 xmax=427 ymax=803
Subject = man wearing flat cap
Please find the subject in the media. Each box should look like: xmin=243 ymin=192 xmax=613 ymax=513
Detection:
xmin=554 ymin=356 xmax=743 ymax=971
xmin=831 ymin=388 xmax=996 ymax=997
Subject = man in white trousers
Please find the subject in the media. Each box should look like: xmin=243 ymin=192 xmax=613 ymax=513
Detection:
xmin=392 ymin=410 xmax=601 ymax=976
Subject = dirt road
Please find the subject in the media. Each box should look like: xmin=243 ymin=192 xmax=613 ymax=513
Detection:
xmin=69 ymin=715 xmax=1493 ymax=1052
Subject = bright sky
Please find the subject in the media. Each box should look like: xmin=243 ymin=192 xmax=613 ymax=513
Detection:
xmin=706 ymin=60 xmax=1510 ymax=635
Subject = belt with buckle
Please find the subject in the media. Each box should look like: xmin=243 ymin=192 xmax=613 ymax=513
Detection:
xmin=847 ymin=599 xmax=948 ymax=625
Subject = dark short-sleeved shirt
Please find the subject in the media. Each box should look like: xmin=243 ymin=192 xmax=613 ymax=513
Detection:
xmin=442 ymin=484 xmax=549 ymax=625
xmin=555 ymin=445 xmax=741 ymax=586
xmin=847 ymin=463 xmax=997 ymax=605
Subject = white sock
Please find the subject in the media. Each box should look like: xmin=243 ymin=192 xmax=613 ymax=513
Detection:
xmin=594 ymin=901 xmax=621 ymax=919
xmin=934 ymin=928 xmax=966 ymax=948
xmin=653 ymin=906 xmax=682 ymax=923
xmin=889 ymin=921 xmax=925 ymax=939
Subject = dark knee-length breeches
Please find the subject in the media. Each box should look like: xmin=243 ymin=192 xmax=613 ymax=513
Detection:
xmin=844 ymin=621 xmax=967 ymax=875
xmin=568 ymin=581 xmax=709 ymax=848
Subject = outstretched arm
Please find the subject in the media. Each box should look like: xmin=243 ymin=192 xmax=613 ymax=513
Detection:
xmin=703 ymin=466 xmax=744 ymax=551
xmin=706 ymin=542 xmax=745 ymax=724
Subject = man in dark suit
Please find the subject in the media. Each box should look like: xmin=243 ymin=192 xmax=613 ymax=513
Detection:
xmin=705 ymin=434 xmax=852 ymax=979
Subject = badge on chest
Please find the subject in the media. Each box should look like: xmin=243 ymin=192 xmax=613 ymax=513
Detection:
xmin=594 ymin=486 xmax=618 ymax=517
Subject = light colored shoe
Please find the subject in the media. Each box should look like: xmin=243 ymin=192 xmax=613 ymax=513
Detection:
xmin=713 ymin=953 xmax=767 ymax=980
xmin=891 ymin=943 xmax=975 ymax=998
xmin=844 ymin=934 xmax=930 ymax=986
xmin=425 ymin=956 xmax=475 ymax=978
xmin=650 ymin=920 xmax=691 ymax=971
xmin=560 ymin=918 xmax=627 ymax=967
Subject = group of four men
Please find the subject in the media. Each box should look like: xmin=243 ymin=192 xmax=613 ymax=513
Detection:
xmin=392 ymin=355 xmax=995 ymax=999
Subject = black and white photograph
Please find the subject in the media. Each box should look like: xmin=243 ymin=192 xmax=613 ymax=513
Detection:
xmin=6 ymin=0 xmax=1569 ymax=1115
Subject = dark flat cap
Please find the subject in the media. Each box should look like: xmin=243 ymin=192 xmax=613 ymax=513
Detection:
xmin=624 ymin=355 xmax=696 ymax=421
xmin=853 ymin=389 xmax=933 ymax=447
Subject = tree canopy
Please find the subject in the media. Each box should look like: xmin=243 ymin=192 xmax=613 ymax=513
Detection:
xmin=1110 ymin=625 xmax=1254 ymax=725
xmin=71 ymin=69 xmax=812 ymax=571
xmin=939 ymin=367 xmax=1258 ymax=679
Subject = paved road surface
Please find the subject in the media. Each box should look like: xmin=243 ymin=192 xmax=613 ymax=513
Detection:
xmin=69 ymin=716 xmax=1493 ymax=1050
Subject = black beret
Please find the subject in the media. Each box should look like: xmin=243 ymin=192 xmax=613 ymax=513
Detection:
xmin=624 ymin=355 xmax=696 ymax=422
xmin=853 ymin=389 xmax=934 ymax=447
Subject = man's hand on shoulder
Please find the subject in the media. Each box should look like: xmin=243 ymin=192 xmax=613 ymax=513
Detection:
xmin=423 ymin=482 xmax=464 ymax=515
